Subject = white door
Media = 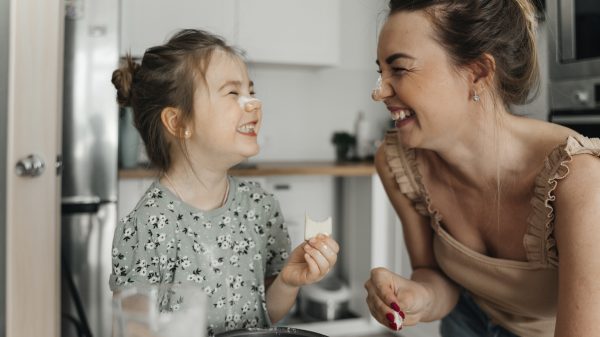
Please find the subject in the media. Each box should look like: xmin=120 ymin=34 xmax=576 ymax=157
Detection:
xmin=2 ymin=0 xmax=63 ymax=336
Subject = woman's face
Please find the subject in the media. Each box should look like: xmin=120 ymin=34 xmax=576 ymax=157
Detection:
xmin=189 ymin=50 xmax=262 ymax=166
xmin=375 ymin=10 xmax=474 ymax=149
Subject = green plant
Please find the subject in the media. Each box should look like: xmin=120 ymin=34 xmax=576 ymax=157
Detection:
xmin=331 ymin=132 xmax=356 ymax=146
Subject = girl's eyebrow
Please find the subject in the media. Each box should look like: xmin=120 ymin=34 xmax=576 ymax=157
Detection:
xmin=219 ymin=80 xmax=255 ymax=91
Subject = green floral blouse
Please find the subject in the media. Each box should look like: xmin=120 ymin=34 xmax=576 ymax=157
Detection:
xmin=109 ymin=176 xmax=291 ymax=336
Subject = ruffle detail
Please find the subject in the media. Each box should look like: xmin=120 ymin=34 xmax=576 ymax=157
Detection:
xmin=383 ymin=131 xmax=428 ymax=215
xmin=525 ymin=134 xmax=600 ymax=267
xmin=383 ymin=131 xmax=442 ymax=226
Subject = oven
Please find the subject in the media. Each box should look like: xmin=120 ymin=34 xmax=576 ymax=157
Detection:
xmin=547 ymin=0 xmax=600 ymax=137
xmin=547 ymin=0 xmax=600 ymax=80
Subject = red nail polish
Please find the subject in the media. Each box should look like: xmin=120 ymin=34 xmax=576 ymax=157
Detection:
xmin=385 ymin=313 xmax=394 ymax=322
xmin=391 ymin=302 xmax=400 ymax=312
xmin=399 ymin=310 xmax=405 ymax=319
xmin=388 ymin=322 xmax=397 ymax=330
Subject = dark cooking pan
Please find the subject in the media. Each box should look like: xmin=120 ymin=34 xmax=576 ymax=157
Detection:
xmin=215 ymin=327 xmax=328 ymax=337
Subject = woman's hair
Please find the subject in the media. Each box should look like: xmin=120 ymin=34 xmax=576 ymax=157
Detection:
xmin=111 ymin=29 xmax=240 ymax=171
xmin=388 ymin=0 xmax=540 ymax=107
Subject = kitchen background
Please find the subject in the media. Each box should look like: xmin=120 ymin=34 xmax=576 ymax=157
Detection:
xmin=114 ymin=2 xmax=550 ymax=337
xmin=68 ymin=0 xmax=548 ymax=337
xmin=9 ymin=0 xmax=600 ymax=337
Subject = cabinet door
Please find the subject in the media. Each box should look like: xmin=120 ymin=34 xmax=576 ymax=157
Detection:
xmin=237 ymin=0 xmax=340 ymax=66
xmin=120 ymin=0 xmax=236 ymax=57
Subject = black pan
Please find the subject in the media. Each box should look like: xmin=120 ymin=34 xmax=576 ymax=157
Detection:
xmin=215 ymin=327 xmax=328 ymax=337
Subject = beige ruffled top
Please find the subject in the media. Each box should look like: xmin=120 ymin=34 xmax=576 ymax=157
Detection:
xmin=384 ymin=131 xmax=600 ymax=337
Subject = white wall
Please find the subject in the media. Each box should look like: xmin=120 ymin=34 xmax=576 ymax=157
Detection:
xmin=248 ymin=0 xmax=390 ymax=161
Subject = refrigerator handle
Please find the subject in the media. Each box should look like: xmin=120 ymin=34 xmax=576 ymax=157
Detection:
xmin=62 ymin=196 xmax=102 ymax=214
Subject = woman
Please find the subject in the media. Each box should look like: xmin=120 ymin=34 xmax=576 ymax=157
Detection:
xmin=364 ymin=1 xmax=600 ymax=336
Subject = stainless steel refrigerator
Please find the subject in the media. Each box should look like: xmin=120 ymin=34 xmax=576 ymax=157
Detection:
xmin=61 ymin=0 xmax=119 ymax=336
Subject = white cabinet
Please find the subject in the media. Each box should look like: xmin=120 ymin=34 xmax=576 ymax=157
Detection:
xmin=237 ymin=0 xmax=340 ymax=66
xmin=120 ymin=0 xmax=236 ymax=57
xmin=120 ymin=0 xmax=340 ymax=66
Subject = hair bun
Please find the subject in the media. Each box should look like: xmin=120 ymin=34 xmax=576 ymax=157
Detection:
xmin=111 ymin=56 xmax=140 ymax=107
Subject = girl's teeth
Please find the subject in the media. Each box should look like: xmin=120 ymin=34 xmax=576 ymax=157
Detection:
xmin=237 ymin=124 xmax=255 ymax=133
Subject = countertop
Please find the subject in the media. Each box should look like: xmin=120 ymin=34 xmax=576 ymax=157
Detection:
xmin=119 ymin=161 xmax=376 ymax=179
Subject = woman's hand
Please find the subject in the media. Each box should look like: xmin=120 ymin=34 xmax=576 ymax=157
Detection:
xmin=280 ymin=234 xmax=339 ymax=287
xmin=364 ymin=267 xmax=432 ymax=331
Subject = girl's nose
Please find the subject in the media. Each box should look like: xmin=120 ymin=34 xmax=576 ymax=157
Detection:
xmin=245 ymin=98 xmax=262 ymax=112
xmin=371 ymin=76 xmax=393 ymax=101
xmin=239 ymin=96 xmax=262 ymax=112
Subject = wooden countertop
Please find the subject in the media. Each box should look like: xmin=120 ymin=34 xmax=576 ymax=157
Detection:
xmin=119 ymin=161 xmax=376 ymax=179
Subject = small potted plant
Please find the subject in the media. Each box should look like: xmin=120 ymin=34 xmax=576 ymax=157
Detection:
xmin=331 ymin=131 xmax=356 ymax=162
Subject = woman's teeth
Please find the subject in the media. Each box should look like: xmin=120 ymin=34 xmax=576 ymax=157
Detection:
xmin=392 ymin=109 xmax=413 ymax=121
xmin=237 ymin=123 xmax=256 ymax=133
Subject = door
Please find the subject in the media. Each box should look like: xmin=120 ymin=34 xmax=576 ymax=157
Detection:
xmin=2 ymin=0 xmax=63 ymax=336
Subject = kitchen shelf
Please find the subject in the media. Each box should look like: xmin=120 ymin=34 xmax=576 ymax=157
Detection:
xmin=118 ymin=161 xmax=376 ymax=179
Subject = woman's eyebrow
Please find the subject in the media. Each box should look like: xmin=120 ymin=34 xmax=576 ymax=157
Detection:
xmin=375 ymin=52 xmax=416 ymax=66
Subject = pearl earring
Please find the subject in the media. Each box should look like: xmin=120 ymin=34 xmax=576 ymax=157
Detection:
xmin=184 ymin=130 xmax=191 ymax=138
xmin=473 ymin=92 xmax=480 ymax=102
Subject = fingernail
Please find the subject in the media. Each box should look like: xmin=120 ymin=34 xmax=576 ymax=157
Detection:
xmin=391 ymin=302 xmax=400 ymax=312
xmin=388 ymin=322 xmax=397 ymax=330
xmin=385 ymin=313 xmax=394 ymax=322
xmin=398 ymin=310 xmax=405 ymax=319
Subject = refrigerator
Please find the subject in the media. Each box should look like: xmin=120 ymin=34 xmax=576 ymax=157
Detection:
xmin=61 ymin=0 xmax=119 ymax=336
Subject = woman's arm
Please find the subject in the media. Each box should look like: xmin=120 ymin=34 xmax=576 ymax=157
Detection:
xmin=553 ymin=154 xmax=600 ymax=337
xmin=365 ymin=146 xmax=459 ymax=326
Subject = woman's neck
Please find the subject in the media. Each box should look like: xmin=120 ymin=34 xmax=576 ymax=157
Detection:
xmin=430 ymin=113 xmax=532 ymax=190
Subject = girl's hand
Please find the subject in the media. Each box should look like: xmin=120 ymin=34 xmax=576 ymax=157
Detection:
xmin=364 ymin=267 xmax=431 ymax=331
xmin=280 ymin=234 xmax=339 ymax=287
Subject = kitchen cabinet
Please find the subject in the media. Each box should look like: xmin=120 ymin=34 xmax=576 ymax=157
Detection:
xmin=120 ymin=0 xmax=236 ymax=57
xmin=120 ymin=0 xmax=340 ymax=66
xmin=237 ymin=0 xmax=340 ymax=66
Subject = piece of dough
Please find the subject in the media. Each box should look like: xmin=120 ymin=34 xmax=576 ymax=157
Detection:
xmin=392 ymin=311 xmax=403 ymax=330
xmin=304 ymin=214 xmax=332 ymax=240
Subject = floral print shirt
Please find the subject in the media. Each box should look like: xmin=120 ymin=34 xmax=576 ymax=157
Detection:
xmin=109 ymin=176 xmax=291 ymax=336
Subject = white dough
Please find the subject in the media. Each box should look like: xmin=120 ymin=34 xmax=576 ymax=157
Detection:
xmin=304 ymin=214 xmax=332 ymax=240
xmin=392 ymin=311 xmax=403 ymax=330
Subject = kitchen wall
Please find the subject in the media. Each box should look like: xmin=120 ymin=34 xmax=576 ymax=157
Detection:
xmin=248 ymin=0 xmax=390 ymax=161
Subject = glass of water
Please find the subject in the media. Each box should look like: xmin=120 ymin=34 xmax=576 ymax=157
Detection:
xmin=113 ymin=284 xmax=207 ymax=337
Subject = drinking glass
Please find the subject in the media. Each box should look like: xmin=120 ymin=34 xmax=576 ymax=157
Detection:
xmin=113 ymin=284 xmax=207 ymax=337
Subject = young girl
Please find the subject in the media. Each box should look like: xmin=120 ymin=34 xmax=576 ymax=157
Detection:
xmin=109 ymin=29 xmax=339 ymax=336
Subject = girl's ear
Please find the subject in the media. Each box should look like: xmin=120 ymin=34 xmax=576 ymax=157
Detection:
xmin=160 ymin=107 xmax=190 ymax=138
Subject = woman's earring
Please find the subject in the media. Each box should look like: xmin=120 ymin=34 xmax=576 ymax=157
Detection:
xmin=184 ymin=130 xmax=192 ymax=138
xmin=473 ymin=92 xmax=480 ymax=102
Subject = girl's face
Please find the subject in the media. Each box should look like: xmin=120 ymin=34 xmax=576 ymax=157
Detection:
xmin=189 ymin=50 xmax=262 ymax=166
xmin=375 ymin=10 xmax=474 ymax=150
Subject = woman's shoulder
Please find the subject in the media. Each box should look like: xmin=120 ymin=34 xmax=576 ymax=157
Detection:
xmin=378 ymin=131 xmax=426 ymax=203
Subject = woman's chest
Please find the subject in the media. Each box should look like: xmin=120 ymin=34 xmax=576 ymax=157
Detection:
xmin=424 ymin=178 xmax=535 ymax=261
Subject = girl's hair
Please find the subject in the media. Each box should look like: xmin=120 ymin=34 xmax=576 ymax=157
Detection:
xmin=388 ymin=0 xmax=540 ymax=107
xmin=111 ymin=29 xmax=240 ymax=171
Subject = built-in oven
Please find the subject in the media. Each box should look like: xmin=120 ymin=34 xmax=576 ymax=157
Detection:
xmin=547 ymin=0 xmax=600 ymax=137
xmin=547 ymin=0 xmax=600 ymax=80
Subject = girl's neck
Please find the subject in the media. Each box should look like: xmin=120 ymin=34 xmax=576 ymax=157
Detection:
xmin=161 ymin=164 xmax=230 ymax=211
